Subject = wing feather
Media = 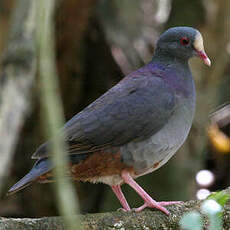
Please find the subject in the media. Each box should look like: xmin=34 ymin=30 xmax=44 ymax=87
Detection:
xmin=32 ymin=68 xmax=175 ymax=159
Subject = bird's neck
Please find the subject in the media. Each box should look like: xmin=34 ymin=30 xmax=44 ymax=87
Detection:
xmin=148 ymin=51 xmax=194 ymax=99
xmin=152 ymin=48 xmax=189 ymax=67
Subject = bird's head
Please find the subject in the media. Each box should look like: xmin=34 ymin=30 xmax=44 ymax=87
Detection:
xmin=155 ymin=26 xmax=211 ymax=66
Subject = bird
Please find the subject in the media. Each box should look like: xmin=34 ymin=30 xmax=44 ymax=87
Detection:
xmin=8 ymin=26 xmax=211 ymax=215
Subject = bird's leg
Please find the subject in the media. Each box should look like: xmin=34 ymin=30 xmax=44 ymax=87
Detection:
xmin=111 ymin=185 xmax=131 ymax=211
xmin=121 ymin=170 xmax=179 ymax=215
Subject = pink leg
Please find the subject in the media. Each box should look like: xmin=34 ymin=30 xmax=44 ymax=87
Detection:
xmin=111 ymin=185 xmax=131 ymax=211
xmin=121 ymin=171 xmax=180 ymax=215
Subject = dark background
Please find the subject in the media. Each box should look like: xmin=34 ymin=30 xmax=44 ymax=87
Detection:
xmin=0 ymin=0 xmax=230 ymax=217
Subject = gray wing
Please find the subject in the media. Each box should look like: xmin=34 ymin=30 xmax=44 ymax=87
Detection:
xmin=32 ymin=73 xmax=176 ymax=159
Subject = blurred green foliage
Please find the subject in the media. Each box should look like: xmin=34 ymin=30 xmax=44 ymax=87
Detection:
xmin=180 ymin=191 xmax=230 ymax=230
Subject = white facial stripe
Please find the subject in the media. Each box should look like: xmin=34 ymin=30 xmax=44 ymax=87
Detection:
xmin=194 ymin=32 xmax=205 ymax=51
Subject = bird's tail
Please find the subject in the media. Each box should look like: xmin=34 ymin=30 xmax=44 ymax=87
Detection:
xmin=7 ymin=158 xmax=52 ymax=195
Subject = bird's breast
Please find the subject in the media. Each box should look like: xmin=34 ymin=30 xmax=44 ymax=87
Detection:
xmin=120 ymin=96 xmax=195 ymax=177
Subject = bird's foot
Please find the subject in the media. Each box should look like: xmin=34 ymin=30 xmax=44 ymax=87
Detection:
xmin=121 ymin=171 xmax=182 ymax=215
xmin=133 ymin=201 xmax=182 ymax=214
xmin=134 ymin=202 xmax=169 ymax=214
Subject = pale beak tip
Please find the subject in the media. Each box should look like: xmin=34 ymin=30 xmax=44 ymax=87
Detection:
xmin=204 ymin=57 xmax=211 ymax=67
xmin=197 ymin=50 xmax=211 ymax=67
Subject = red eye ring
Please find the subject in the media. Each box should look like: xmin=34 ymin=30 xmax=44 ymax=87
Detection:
xmin=180 ymin=37 xmax=190 ymax=46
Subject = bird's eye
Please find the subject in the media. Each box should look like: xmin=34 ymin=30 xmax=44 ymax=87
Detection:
xmin=180 ymin=37 xmax=190 ymax=46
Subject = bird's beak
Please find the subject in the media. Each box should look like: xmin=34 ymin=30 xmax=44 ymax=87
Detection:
xmin=193 ymin=32 xmax=211 ymax=66
xmin=196 ymin=50 xmax=211 ymax=66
